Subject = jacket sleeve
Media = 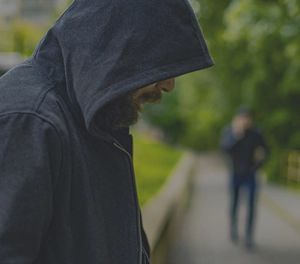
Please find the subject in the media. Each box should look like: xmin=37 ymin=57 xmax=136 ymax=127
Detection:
xmin=0 ymin=113 xmax=62 ymax=263
xmin=139 ymin=210 xmax=151 ymax=264
xmin=219 ymin=126 xmax=240 ymax=152
xmin=259 ymin=130 xmax=268 ymax=157
xmin=252 ymin=128 xmax=269 ymax=171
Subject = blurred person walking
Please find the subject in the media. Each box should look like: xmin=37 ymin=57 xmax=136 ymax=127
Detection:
xmin=220 ymin=106 xmax=267 ymax=248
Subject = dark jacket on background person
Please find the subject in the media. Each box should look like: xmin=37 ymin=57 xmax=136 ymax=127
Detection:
xmin=220 ymin=126 xmax=268 ymax=175
xmin=0 ymin=0 xmax=214 ymax=263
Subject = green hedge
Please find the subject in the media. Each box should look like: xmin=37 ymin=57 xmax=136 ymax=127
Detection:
xmin=132 ymin=133 xmax=181 ymax=206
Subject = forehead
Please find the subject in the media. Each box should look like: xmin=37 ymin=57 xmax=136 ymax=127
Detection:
xmin=236 ymin=113 xmax=252 ymax=121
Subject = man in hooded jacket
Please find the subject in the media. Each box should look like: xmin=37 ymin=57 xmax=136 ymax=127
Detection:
xmin=0 ymin=0 xmax=214 ymax=263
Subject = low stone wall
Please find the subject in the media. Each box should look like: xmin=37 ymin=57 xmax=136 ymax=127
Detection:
xmin=141 ymin=152 xmax=197 ymax=264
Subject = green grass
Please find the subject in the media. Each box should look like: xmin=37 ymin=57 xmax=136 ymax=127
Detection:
xmin=132 ymin=132 xmax=182 ymax=206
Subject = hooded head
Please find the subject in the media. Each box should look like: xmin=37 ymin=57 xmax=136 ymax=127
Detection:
xmin=233 ymin=105 xmax=253 ymax=132
xmin=33 ymin=0 xmax=214 ymax=134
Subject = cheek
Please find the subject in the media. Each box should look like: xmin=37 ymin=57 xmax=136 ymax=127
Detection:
xmin=139 ymin=85 xmax=157 ymax=95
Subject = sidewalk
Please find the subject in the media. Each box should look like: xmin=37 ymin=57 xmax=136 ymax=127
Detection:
xmin=169 ymin=152 xmax=300 ymax=264
xmin=261 ymin=183 xmax=300 ymax=233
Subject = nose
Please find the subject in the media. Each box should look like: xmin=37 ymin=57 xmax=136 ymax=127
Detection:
xmin=157 ymin=78 xmax=175 ymax=93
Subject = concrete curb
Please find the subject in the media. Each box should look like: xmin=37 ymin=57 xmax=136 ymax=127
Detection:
xmin=141 ymin=151 xmax=197 ymax=258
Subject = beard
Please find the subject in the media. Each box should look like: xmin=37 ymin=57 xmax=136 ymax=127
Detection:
xmin=95 ymin=87 xmax=162 ymax=131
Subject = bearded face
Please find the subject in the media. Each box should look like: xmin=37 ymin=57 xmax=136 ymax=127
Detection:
xmin=95 ymin=78 xmax=175 ymax=131
xmin=95 ymin=85 xmax=162 ymax=131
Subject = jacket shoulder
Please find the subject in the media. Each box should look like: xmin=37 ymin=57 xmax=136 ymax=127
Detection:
xmin=0 ymin=62 xmax=67 ymax=132
xmin=0 ymin=63 xmax=53 ymax=110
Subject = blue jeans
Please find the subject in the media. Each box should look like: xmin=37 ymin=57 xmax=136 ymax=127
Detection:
xmin=230 ymin=172 xmax=257 ymax=241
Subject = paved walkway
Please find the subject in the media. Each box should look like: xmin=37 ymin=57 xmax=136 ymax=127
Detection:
xmin=170 ymin=153 xmax=300 ymax=264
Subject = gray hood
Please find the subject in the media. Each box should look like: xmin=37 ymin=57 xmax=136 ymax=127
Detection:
xmin=33 ymin=0 xmax=214 ymax=134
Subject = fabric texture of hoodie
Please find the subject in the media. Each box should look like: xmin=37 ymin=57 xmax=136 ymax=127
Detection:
xmin=0 ymin=0 xmax=213 ymax=263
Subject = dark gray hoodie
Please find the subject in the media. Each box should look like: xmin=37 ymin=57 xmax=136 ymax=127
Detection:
xmin=0 ymin=0 xmax=213 ymax=263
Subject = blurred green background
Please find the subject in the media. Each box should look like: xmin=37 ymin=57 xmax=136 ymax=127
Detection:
xmin=1 ymin=0 xmax=300 ymax=187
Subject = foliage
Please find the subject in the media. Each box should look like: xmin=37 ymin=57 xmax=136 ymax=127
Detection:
xmin=0 ymin=19 xmax=45 ymax=56
xmin=133 ymin=132 xmax=181 ymax=206
xmin=10 ymin=20 xmax=47 ymax=56
xmin=0 ymin=2 xmax=71 ymax=56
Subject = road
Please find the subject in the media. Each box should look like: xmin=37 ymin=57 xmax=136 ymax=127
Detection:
xmin=170 ymin=152 xmax=300 ymax=264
